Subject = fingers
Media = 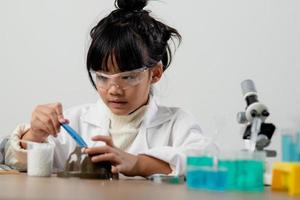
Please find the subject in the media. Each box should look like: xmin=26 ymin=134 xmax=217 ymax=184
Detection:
xmin=31 ymin=115 xmax=55 ymax=136
xmin=38 ymin=106 xmax=60 ymax=133
xmin=91 ymin=135 xmax=114 ymax=147
xmin=84 ymin=145 xmax=115 ymax=155
xmin=30 ymin=119 xmax=51 ymax=140
xmin=48 ymin=102 xmax=68 ymax=124
xmin=84 ymin=145 xmax=138 ymax=176
xmin=90 ymin=152 xmax=121 ymax=164
xmin=111 ymin=165 xmax=120 ymax=174
xmin=31 ymin=102 xmax=68 ymax=138
xmin=84 ymin=145 xmax=121 ymax=164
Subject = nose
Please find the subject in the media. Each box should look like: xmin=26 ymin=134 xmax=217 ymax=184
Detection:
xmin=107 ymin=83 xmax=123 ymax=95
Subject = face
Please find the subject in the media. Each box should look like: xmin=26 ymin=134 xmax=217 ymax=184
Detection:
xmin=95 ymin=57 xmax=162 ymax=115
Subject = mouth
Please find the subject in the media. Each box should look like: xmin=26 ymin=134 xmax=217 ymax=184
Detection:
xmin=108 ymin=100 xmax=128 ymax=108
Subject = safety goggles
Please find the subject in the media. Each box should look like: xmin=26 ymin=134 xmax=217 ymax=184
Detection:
xmin=90 ymin=67 xmax=149 ymax=90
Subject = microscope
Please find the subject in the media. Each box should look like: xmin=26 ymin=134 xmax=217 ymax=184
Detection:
xmin=237 ymin=79 xmax=276 ymax=157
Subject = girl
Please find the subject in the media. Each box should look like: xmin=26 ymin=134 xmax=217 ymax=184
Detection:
xmin=5 ymin=0 xmax=210 ymax=177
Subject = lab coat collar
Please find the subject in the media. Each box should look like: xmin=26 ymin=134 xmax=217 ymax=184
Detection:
xmin=142 ymin=95 xmax=173 ymax=128
xmin=80 ymin=98 xmax=109 ymax=128
xmin=81 ymin=95 xmax=173 ymax=129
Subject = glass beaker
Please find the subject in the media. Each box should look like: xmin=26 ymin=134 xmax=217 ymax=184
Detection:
xmin=27 ymin=141 xmax=54 ymax=177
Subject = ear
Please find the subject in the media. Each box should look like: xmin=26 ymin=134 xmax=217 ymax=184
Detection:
xmin=150 ymin=63 xmax=163 ymax=84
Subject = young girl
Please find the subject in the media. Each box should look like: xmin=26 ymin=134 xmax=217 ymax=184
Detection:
xmin=5 ymin=0 xmax=210 ymax=177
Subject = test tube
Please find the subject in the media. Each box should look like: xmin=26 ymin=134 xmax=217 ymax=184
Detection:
xmin=282 ymin=132 xmax=296 ymax=162
xmin=296 ymin=132 xmax=300 ymax=161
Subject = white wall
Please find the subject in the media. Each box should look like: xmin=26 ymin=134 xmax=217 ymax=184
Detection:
xmin=1 ymin=0 xmax=300 ymax=161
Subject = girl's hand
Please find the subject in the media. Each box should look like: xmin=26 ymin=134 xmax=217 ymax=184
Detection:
xmin=83 ymin=135 xmax=140 ymax=176
xmin=22 ymin=103 xmax=68 ymax=146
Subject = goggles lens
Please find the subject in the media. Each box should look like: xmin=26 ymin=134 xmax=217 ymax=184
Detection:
xmin=91 ymin=67 xmax=148 ymax=90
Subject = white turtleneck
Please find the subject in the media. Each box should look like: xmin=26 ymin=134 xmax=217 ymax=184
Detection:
xmin=108 ymin=105 xmax=148 ymax=151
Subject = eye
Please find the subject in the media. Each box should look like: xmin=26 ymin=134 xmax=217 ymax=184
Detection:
xmin=96 ymin=75 xmax=108 ymax=82
xmin=122 ymin=75 xmax=137 ymax=80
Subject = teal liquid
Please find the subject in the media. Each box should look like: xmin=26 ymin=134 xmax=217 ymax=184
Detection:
xmin=187 ymin=156 xmax=213 ymax=167
xmin=186 ymin=167 xmax=227 ymax=191
xmin=235 ymin=160 xmax=264 ymax=192
xmin=218 ymin=160 xmax=237 ymax=190
xmin=186 ymin=156 xmax=214 ymax=190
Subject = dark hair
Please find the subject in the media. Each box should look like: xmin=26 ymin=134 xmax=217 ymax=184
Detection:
xmin=87 ymin=0 xmax=181 ymax=88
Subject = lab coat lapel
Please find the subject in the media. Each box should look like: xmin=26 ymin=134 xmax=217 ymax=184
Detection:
xmin=80 ymin=99 xmax=110 ymax=137
xmin=127 ymin=96 xmax=173 ymax=154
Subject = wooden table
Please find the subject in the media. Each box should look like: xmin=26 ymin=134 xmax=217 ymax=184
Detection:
xmin=0 ymin=173 xmax=297 ymax=200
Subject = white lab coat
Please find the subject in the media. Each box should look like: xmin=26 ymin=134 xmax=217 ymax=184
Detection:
xmin=5 ymin=96 xmax=211 ymax=175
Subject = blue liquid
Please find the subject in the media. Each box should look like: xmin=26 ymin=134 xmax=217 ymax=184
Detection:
xmin=296 ymin=133 xmax=300 ymax=161
xmin=186 ymin=167 xmax=227 ymax=191
xmin=282 ymin=134 xmax=296 ymax=162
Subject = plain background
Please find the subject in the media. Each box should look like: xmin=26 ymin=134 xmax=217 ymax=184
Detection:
xmin=1 ymin=0 xmax=300 ymax=161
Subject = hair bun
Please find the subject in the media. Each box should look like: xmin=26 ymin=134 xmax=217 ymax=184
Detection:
xmin=115 ymin=0 xmax=148 ymax=11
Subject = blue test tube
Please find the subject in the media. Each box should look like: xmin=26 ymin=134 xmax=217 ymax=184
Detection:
xmin=296 ymin=132 xmax=300 ymax=161
xmin=60 ymin=123 xmax=88 ymax=148
xmin=282 ymin=134 xmax=296 ymax=162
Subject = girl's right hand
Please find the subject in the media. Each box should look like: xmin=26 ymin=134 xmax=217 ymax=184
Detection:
xmin=22 ymin=103 xmax=68 ymax=145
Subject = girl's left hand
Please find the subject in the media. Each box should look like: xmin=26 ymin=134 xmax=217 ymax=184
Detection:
xmin=83 ymin=135 xmax=139 ymax=176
